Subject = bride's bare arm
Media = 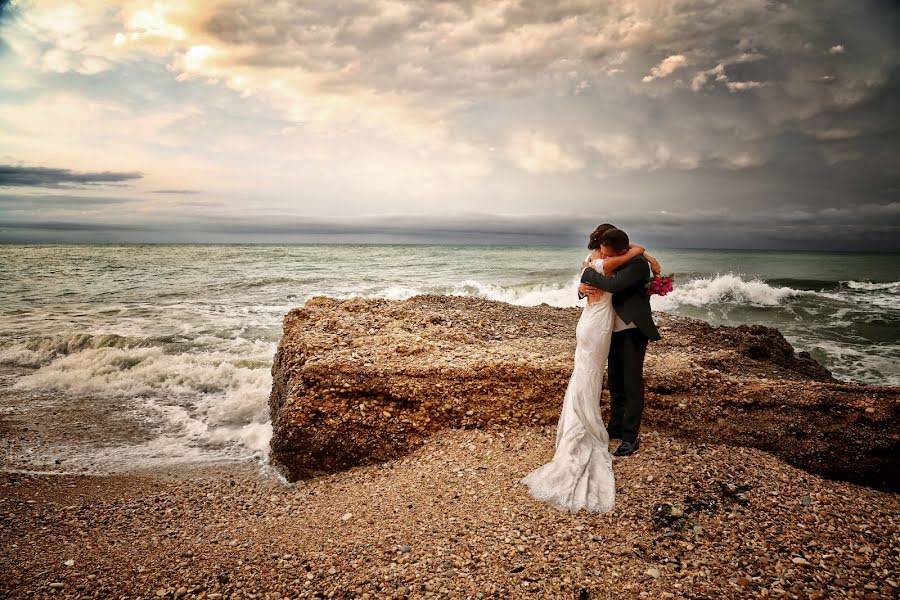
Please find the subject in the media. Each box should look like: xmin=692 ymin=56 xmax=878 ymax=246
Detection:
xmin=601 ymin=244 xmax=645 ymax=273
xmin=645 ymin=252 xmax=662 ymax=275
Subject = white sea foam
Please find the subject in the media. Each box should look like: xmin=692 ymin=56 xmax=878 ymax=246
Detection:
xmin=449 ymin=277 xmax=582 ymax=308
xmin=651 ymin=274 xmax=807 ymax=311
xmin=800 ymin=339 xmax=900 ymax=387
xmin=353 ymin=274 xmax=813 ymax=312
xmin=0 ymin=332 xmax=146 ymax=367
xmin=828 ymin=280 xmax=900 ymax=311
xmin=844 ymin=280 xmax=900 ymax=292
xmin=12 ymin=340 xmax=276 ymax=463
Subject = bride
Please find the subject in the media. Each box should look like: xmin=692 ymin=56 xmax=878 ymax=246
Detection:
xmin=521 ymin=225 xmax=657 ymax=513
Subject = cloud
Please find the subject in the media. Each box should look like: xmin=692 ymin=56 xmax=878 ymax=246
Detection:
xmin=642 ymin=55 xmax=688 ymax=83
xmin=829 ymin=45 xmax=845 ymax=55
xmin=0 ymin=164 xmax=143 ymax=188
xmin=151 ymin=189 xmax=199 ymax=194
xmin=586 ymin=133 xmax=700 ymax=175
xmin=507 ymin=132 xmax=584 ymax=174
xmin=726 ymin=81 xmax=766 ymax=92
xmin=0 ymin=219 xmax=144 ymax=231
xmin=0 ymin=1 xmax=898 ymax=248
xmin=0 ymin=193 xmax=132 ymax=206
xmin=2 ymin=203 xmax=897 ymax=250
xmin=808 ymin=128 xmax=860 ymax=141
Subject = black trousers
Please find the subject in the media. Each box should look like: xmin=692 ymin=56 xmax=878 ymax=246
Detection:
xmin=607 ymin=328 xmax=649 ymax=443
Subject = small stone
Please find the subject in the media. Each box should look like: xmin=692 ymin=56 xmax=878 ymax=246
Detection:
xmin=175 ymin=587 xmax=187 ymax=598
xmin=670 ymin=507 xmax=684 ymax=518
xmin=645 ymin=568 xmax=661 ymax=579
xmin=156 ymin=589 xmax=167 ymax=597
xmin=49 ymin=583 xmax=65 ymax=589
xmin=64 ymin=559 xmax=74 ymax=567
xmin=865 ymin=407 xmax=875 ymax=414
xmin=737 ymin=577 xmax=751 ymax=587
xmin=791 ymin=557 xmax=812 ymax=567
xmin=398 ymin=545 xmax=412 ymax=553
xmin=801 ymin=495 xmax=811 ymax=506
xmin=341 ymin=512 xmax=353 ymax=521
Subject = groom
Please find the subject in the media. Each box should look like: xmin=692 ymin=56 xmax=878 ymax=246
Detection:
xmin=579 ymin=228 xmax=661 ymax=456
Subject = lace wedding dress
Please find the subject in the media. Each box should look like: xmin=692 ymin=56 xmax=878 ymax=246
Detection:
xmin=521 ymin=256 xmax=616 ymax=513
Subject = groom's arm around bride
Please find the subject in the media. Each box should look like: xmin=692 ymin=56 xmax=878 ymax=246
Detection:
xmin=579 ymin=229 xmax=661 ymax=342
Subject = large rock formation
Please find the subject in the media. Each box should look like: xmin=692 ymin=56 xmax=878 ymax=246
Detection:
xmin=269 ymin=295 xmax=899 ymax=490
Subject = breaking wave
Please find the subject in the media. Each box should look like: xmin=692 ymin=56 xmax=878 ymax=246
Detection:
xmin=651 ymin=274 xmax=808 ymax=311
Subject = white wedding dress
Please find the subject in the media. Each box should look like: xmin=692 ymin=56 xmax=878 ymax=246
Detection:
xmin=521 ymin=256 xmax=616 ymax=513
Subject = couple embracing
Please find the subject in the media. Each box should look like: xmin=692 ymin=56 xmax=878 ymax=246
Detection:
xmin=521 ymin=224 xmax=662 ymax=513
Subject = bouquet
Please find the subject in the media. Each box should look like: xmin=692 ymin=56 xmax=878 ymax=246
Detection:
xmin=646 ymin=273 xmax=675 ymax=296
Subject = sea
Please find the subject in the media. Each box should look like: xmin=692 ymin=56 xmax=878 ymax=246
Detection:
xmin=1 ymin=244 xmax=897 ymax=474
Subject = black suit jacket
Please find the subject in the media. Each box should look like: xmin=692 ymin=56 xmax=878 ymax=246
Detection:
xmin=580 ymin=255 xmax=661 ymax=341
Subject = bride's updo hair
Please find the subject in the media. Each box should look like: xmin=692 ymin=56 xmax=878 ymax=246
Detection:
xmin=588 ymin=223 xmax=617 ymax=249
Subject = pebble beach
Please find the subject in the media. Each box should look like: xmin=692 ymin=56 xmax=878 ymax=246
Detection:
xmin=3 ymin=428 xmax=898 ymax=599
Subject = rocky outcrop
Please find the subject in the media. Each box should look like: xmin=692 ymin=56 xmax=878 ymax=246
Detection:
xmin=269 ymin=295 xmax=900 ymax=490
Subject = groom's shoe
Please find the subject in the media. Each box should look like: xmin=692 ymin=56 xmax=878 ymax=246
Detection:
xmin=613 ymin=439 xmax=639 ymax=457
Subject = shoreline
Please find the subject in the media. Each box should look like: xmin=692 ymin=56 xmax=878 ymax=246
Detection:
xmin=3 ymin=295 xmax=899 ymax=598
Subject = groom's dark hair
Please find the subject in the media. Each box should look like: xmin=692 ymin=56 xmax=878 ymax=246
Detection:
xmin=600 ymin=228 xmax=630 ymax=253
xmin=588 ymin=223 xmax=617 ymax=249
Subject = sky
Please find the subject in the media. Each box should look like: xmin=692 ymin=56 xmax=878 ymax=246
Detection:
xmin=0 ymin=0 xmax=898 ymax=249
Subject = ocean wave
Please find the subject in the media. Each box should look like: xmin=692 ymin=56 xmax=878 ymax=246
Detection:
xmin=801 ymin=338 xmax=900 ymax=387
xmin=651 ymin=274 xmax=808 ymax=311
xmin=0 ymin=333 xmax=149 ymax=367
xmin=843 ymin=280 xmax=900 ymax=292
xmin=346 ymin=273 xmax=812 ymax=312
xmin=12 ymin=340 xmax=275 ymax=462
xmin=337 ymin=279 xmax=583 ymax=308
xmin=820 ymin=281 xmax=900 ymax=311
xmin=449 ymin=278 xmax=581 ymax=308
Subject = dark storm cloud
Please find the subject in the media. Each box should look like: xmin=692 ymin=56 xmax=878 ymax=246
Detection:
xmin=0 ymin=0 xmax=15 ymax=55
xmin=2 ymin=204 xmax=896 ymax=250
xmin=0 ymin=165 xmax=143 ymax=188
xmin=0 ymin=220 xmax=144 ymax=232
xmin=0 ymin=0 xmax=13 ymax=22
xmin=0 ymin=193 xmax=133 ymax=206
xmin=196 ymin=0 xmax=900 ymax=212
